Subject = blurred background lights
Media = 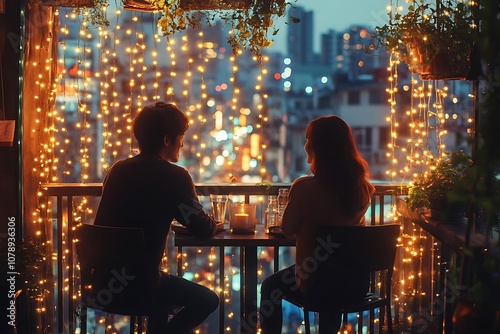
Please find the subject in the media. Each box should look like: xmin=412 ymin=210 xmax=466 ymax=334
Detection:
xmin=215 ymin=155 xmax=225 ymax=166
xmin=305 ymin=86 xmax=313 ymax=94
xmin=215 ymin=130 xmax=228 ymax=142
xmin=321 ymin=76 xmax=328 ymax=83
xmin=240 ymin=107 xmax=251 ymax=115
xmin=281 ymin=67 xmax=291 ymax=79
xmin=207 ymin=99 xmax=215 ymax=107
xmin=214 ymin=110 xmax=223 ymax=130
xmin=283 ymin=57 xmax=291 ymax=65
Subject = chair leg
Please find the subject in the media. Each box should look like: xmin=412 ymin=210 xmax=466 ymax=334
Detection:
xmin=129 ymin=316 xmax=135 ymax=334
xmin=370 ymin=308 xmax=375 ymax=333
xmin=318 ymin=311 xmax=342 ymax=334
xmin=80 ymin=305 xmax=87 ymax=334
xmin=386 ymin=305 xmax=394 ymax=334
xmin=138 ymin=316 xmax=143 ymax=333
xmin=303 ymin=308 xmax=311 ymax=334
xmin=358 ymin=311 xmax=363 ymax=334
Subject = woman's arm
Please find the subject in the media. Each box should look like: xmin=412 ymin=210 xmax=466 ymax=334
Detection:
xmin=281 ymin=178 xmax=307 ymax=238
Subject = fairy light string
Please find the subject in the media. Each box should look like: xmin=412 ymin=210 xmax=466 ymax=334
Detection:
xmin=30 ymin=2 xmax=481 ymax=332
xmin=255 ymin=55 xmax=267 ymax=179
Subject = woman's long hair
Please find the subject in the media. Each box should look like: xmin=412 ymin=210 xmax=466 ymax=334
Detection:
xmin=306 ymin=116 xmax=375 ymax=215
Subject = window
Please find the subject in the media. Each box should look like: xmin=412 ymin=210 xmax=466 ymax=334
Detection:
xmin=369 ymin=89 xmax=385 ymax=104
xmin=379 ymin=126 xmax=390 ymax=149
xmin=347 ymin=91 xmax=360 ymax=105
xmin=352 ymin=127 xmax=372 ymax=151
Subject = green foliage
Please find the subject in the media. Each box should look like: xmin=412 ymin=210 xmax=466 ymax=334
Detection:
xmin=1 ymin=239 xmax=45 ymax=294
xmin=468 ymin=0 xmax=500 ymax=233
xmin=256 ymin=181 xmax=272 ymax=191
xmin=86 ymin=0 xmax=110 ymax=27
xmin=406 ymin=151 xmax=472 ymax=210
xmin=35 ymin=0 xmax=295 ymax=56
xmin=371 ymin=0 xmax=474 ymax=74
xmin=151 ymin=0 xmax=295 ymax=57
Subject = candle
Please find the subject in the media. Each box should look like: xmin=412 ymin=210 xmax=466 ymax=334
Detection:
xmin=233 ymin=213 xmax=249 ymax=231
xmin=230 ymin=203 xmax=256 ymax=234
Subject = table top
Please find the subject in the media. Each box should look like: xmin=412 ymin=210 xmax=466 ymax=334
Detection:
xmin=173 ymin=224 xmax=296 ymax=247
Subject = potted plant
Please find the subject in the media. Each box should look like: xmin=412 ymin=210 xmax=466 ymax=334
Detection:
xmin=372 ymin=0 xmax=475 ymax=80
xmin=406 ymin=150 xmax=472 ymax=221
xmin=1 ymin=239 xmax=46 ymax=333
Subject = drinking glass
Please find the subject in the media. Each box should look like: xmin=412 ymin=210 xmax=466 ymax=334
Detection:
xmin=210 ymin=194 xmax=229 ymax=223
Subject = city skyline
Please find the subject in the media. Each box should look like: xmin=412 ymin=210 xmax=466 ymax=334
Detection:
xmin=270 ymin=0 xmax=390 ymax=53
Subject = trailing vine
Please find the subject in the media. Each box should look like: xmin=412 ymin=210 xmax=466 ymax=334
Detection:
xmin=45 ymin=0 xmax=298 ymax=56
xmin=150 ymin=0 xmax=295 ymax=56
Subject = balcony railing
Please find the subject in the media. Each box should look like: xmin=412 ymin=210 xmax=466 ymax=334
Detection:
xmin=36 ymin=182 xmax=469 ymax=334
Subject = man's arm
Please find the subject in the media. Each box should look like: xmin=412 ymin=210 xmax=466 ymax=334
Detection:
xmin=172 ymin=169 xmax=217 ymax=237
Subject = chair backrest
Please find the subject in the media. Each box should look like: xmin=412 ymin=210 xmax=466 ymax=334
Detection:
xmin=74 ymin=224 xmax=148 ymax=313
xmin=305 ymin=224 xmax=401 ymax=305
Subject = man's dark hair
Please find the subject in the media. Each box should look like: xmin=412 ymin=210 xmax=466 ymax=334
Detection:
xmin=133 ymin=102 xmax=189 ymax=154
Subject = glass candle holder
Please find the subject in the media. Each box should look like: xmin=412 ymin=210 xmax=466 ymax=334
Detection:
xmin=230 ymin=203 xmax=257 ymax=234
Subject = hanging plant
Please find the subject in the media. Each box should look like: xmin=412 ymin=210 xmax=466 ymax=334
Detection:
xmin=406 ymin=151 xmax=472 ymax=221
xmin=33 ymin=0 xmax=296 ymax=56
xmin=178 ymin=0 xmax=252 ymax=11
xmin=120 ymin=0 xmax=295 ymax=56
xmin=371 ymin=0 xmax=475 ymax=80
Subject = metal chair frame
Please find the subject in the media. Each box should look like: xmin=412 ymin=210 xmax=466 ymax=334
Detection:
xmin=285 ymin=224 xmax=401 ymax=334
xmin=74 ymin=224 xmax=150 ymax=334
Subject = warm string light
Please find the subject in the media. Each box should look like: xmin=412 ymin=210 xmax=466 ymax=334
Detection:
xmin=28 ymin=9 xmax=63 ymax=318
xmin=181 ymin=35 xmax=191 ymax=105
xmin=97 ymin=19 xmax=113 ymax=170
xmin=166 ymin=38 xmax=176 ymax=98
xmin=386 ymin=53 xmax=400 ymax=180
xmin=382 ymin=4 xmax=475 ymax=326
xmin=229 ymin=53 xmax=241 ymax=174
xmin=383 ymin=1 xmax=476 ymax=182
xmin=255 ymin=55 xmax=268 ymax=179
xmin=226 ymin=247 xmax=237 ymax=332
xmin=124 ymin=18 xmax=134 ymax=156
xmin=34 ymin=5 xmax=294 ymax=332
xmin=152 ymin=32 xmax=162 ymax=101
xmin=195 ymin=30 xmax=208 ymax=181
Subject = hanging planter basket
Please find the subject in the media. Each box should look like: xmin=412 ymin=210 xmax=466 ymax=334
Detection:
xmin=374 ymin=1 xmax=475 ymax=81
xmin=123 ymin=0 xmax=252 ymax=12
xmin=122 ymin=0 xmax=155 ymax=12
xmin=39 ymin=0 xmax=94 ymax=7
xmin=408 ymin=42 xmax=471 ymax=80
xmin=180 ymin=0 xmax=252 ymax=11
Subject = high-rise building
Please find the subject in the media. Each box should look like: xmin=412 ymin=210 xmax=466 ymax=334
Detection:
xmin=287 ymin=6 xmax=314 ymax=65
xmin=321 ymin=25 xmax=389 ymax=80
xmin=320 ymin=29 xmax=342 ymax=68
